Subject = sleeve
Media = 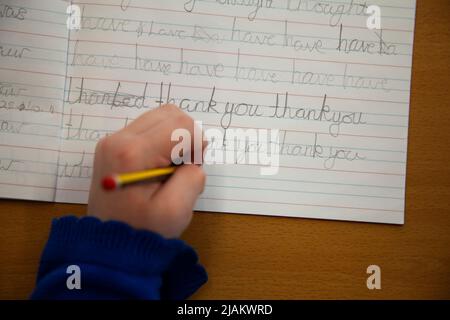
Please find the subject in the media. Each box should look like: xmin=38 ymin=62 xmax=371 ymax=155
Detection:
xmin=30 ymin=216 xmax=207 ymax=300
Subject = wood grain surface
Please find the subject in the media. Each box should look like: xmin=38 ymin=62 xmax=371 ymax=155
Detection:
xmin=0 ymin=0 xmax=449 ymax=299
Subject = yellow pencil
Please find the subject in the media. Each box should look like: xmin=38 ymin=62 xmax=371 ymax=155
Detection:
xmin=102 ymin=166 xmax=177 ymax=190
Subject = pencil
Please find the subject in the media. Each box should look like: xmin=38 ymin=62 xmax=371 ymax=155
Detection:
xmin=102 ymin=166 xmax=177 ymax=191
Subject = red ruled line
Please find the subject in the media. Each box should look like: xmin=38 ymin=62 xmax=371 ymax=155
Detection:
xmin=0 ymin=183 xmax=403 ymax=209
xmin=61 ymin=111 xmax=407 ymax=140
xmin=69 ymin=38 xmax=412 ymax=70
xmin=0 ymin=66 xmax=66 ymax=78
xmin=0 ymin=28 xmax=67 ymax=40
xmin=68 ymin=75 xmax=409 ymax=105
xmin=199 ymin=197 xmax=403 ymax=212
xmin=231 ymin=163 xmax=405 ymax=176
xmin=0 ymin=28 xmax=413 ymax=70
xmin=0 ymin=144 xmax=404 ymax=176
xmin=73 ymin=2 xmax=414 ymax=33
xmin=0 ymin=182 xmax=87 ymax=192
xmin=0 ymin=64 xmax=409 ymax=104
xmin=0 ymin=65 xmax=408 ymax=104
xmin=0 ymin=143 xmax=86 ymax=154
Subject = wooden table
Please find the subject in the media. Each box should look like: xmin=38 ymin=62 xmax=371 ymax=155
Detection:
xmin=1 ymin=0 xmax=449 ymax=299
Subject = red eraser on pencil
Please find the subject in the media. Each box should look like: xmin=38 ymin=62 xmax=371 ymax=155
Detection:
xmin=102 ymin=176 xmax=117 ymax=191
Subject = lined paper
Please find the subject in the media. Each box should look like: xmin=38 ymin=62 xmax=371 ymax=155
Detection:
xmin=0 ymin=0 xmax=68 ymax=201
xmin=0 ymin=0 xmax=416 ymax=224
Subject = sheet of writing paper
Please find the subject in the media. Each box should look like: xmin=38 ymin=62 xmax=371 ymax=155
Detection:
xmin=34 ymin=0 xmax=415 ymax=224
xmin=0 ymin=0 xmax=68 ymax=201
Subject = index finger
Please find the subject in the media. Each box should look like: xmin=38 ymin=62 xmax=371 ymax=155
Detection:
xmin=122 ymin=104 xmax=185 ymax=134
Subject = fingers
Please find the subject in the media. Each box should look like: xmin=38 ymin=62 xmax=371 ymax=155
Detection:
xmin=153 ymin=164 xmax=205 ymax=205
xmin=100 ymin=102 xmax=206 ymax=190
xmin=122 ymin=104 xmax=184 ymax=134
xmin=139 ymin=112 xmax=206 ymax=168
xmin=117 ymin=104 xmax=205 ymax=169
xmin=90 ymin=103 xmax=207 ymax=238
xmin=150 ymin=164 xmax=206 ymax=235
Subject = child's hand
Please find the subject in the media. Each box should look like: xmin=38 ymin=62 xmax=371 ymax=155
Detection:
xmin=87 ymin=104 xmax=206 ymax=238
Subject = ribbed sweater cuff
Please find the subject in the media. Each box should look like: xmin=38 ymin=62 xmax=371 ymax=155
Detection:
xmin=40 ymin=216 xmax=195 ymax=275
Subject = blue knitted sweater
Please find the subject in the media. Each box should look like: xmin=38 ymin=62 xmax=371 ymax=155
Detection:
xmin=30 ymin=216 xmax=207 ymax=299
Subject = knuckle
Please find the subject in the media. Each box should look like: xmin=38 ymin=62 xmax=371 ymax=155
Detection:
xmin=115 ymin=141 xmax=141 ymax=167
xmin=95 ymin=136 xmax=112 ymax=155
xmin=173 ymin=114 xmax=194 ymax=131
xmin=191 ymin=165 xmax=206 ymax=186
xmin=162 ymin=103 xmax=181 ymax=114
